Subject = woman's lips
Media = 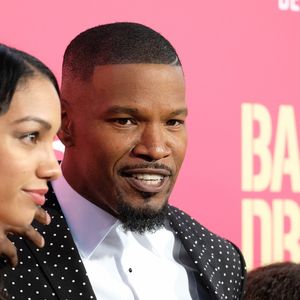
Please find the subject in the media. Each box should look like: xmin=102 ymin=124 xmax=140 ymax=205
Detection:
xmin=23 ymin=189 xmax=48 ymax=206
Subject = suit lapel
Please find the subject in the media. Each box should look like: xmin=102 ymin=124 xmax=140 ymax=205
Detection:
xmin=167 ymin=205 xmax=245 ymax=300
xmin=26 ymin=183 xmax=96 ymax=299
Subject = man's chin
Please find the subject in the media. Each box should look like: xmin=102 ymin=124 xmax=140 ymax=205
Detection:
xmin=116 ymin=200 xmax=168 ymax=234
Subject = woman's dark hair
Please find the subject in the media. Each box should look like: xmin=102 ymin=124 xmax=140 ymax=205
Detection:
xmin=0 ymin=44 xmax=59 ymax=115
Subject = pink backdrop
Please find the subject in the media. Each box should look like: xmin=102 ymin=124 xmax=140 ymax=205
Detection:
xmin=1 ymin=0 xmax=300 ymax=270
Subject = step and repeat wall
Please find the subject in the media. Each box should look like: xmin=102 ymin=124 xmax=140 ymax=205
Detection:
xmin=1 ymin=0 xmax=299 ymax=270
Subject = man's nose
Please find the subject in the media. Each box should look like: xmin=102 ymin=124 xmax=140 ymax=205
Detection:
xmin=36 ymin=145 xmax=62 ymax=181
xmin=131 ymin=124 xmax=171 ymax=161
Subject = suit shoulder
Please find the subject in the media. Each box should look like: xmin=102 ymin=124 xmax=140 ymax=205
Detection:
xmin=167 ymin=204 xmax=238 ymax=246
xmin=167 ymin=204 xmax=247 ymax=292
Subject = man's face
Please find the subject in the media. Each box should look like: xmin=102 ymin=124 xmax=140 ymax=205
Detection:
xmin=61 ymin=64 xmax=187 ymax=230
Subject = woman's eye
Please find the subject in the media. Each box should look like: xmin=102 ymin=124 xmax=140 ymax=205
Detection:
xmin=21 ymin=132 xmax=39 ymax=144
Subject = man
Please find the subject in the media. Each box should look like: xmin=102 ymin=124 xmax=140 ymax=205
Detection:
xmin=1 ymin=22 xmax=246 ymax=299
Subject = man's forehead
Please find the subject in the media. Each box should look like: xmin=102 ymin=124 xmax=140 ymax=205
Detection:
xmin=92 ymin=63 xmax=184 ymax=79
xmin=90 ymin=63 xmax=185 ymax=95
xmin=104 ymin=105 xmax=188 ymax=116
xmin=62 ymin=63 xmax=185 ymax=108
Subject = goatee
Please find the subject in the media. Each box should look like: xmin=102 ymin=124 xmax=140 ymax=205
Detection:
xmin=117 ymin=201 xmax=168 ymax=234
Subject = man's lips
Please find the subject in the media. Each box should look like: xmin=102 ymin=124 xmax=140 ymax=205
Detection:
xmin=23 ymin=189 xmax=48 ymax=206
xmin=120 ymin=168 xmax=171 ymax=193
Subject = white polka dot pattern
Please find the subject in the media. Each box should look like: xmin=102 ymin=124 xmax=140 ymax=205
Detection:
xmin=167 ymin=206 xmax=246 ymax=300
xmin=0 ymin=184 xmax=96 ymax=299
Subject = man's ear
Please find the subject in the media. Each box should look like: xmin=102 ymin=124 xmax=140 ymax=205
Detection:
xmin=57 ymin=99 xmax=74 ymax=147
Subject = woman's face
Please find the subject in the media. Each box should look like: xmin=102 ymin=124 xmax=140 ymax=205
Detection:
xmin=0 ymin=75 xmax=61 ymax=227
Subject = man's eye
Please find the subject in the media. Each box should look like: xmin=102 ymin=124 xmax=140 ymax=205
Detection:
xmin=21 ymin=132 xmax=39 ymax=144
xmin=113 ymin=118 xmax=137 ymax=125
xmin=166 ymin=119 xmax=184 ymax=127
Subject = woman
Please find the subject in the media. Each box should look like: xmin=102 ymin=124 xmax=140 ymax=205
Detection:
xmin=0 ymin=44 xmax=61 ymax=298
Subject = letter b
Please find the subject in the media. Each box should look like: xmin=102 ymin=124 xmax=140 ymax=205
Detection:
xmin=242 ymin=103 xmax=272 ymax=192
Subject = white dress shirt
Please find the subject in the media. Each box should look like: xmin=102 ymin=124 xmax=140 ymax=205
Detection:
xmin=52 ymin=175 xmax=202 ymax=299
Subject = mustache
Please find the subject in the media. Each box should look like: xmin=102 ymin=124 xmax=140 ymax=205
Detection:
xmin=119 ymin=163 xmax=173 ymax=175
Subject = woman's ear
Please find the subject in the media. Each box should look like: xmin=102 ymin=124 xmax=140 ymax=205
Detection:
xmin=57 ymin=99 xmax=74 ymax=147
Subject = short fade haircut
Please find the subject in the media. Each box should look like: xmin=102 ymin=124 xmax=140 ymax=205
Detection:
xmin=244 ymin=262 xmax=300 ymax=300
xmin=63 ymin=22 xmax=181 ymax=81
xmin=0 ymin=44 xmax=59 ymax=115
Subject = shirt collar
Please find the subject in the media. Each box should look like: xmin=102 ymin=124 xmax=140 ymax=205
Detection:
xmin=52 ymin=174 xmax=118 ymax=259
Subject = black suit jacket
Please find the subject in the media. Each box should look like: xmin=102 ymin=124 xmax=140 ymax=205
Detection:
xmin=0 ymin=184 xmax=246 ymax=299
